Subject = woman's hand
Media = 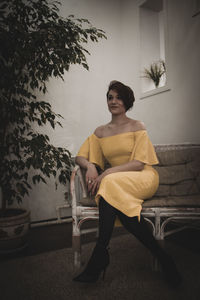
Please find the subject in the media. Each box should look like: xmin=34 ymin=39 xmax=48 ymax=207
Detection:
xmin=76 ymin=155 xmax=145 ymax=196
xmin=90 ymin=169 xmax=111 ymax=195
xmin=89 ymin=159 xmax=145 ymax=196
xmin=86 ymin=163 xmax=99 ymax=192
xmin=75 ymin=156 xmax=104 ymax=193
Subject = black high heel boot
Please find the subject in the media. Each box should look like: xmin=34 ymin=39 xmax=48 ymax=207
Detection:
xmin=117 ymin=214 xmax=182 ymax=288
xmin=73 ymin=244 xmax=110 ymax=283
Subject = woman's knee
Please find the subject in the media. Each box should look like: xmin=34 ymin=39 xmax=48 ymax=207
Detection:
xmin=99 ymin=197 xmax=117 ymax=213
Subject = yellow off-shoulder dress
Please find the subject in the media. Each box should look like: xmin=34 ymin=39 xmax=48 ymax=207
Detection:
xmin=77 ymin=130 xmax=159 ymax=220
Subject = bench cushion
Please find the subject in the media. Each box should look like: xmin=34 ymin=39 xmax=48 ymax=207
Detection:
xmin=79 ymin=194 xmax=200 ymax=208
xmin=143 ymin=194 xmax=200 ymax=207
xmin=154 ymin=148 xmax=200 ymax=197
xmin=80 ymin=196 xmax=97 ymax=207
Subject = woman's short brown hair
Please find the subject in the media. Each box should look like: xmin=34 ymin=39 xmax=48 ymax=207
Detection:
xmin=106 ymin=81 xmax=135 ymax=111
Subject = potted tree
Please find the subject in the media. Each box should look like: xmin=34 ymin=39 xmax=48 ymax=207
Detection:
xmin=0 ymin=0 xmax=106 ymax=252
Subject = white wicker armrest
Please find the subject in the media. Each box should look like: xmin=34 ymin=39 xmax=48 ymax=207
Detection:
xmin=70 ymin=165 xmax=88 ymax=207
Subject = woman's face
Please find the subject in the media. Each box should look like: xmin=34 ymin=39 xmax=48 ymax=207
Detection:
xmin=107 ymin=90 xmax=126 ymax=115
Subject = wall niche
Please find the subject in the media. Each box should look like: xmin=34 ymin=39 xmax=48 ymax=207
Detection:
xmin=139 ymin=0 xmax=169 ymax=98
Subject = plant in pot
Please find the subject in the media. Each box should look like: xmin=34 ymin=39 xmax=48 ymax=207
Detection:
xmin=143 ymin=60 xmax=166 ymax=88
xmin=0 ymin=0 xmax=106 ymax=253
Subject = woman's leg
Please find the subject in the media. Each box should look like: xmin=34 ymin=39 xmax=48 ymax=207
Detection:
xmin=97 ymin=197 xmax=117 ymax=248
xmin=117 ymin=212 xmax=182 ymax=288
xmin=117 ymin=213 xmax=163 ymax=256
xmin=73 ymin=197 xmax=116 ymax=282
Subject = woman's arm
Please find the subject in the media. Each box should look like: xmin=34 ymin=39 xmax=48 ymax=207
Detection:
xmin=75 ymin=156 xmax=99 ymax=190
xmin=106 ymin=159 xmax=144 ymax=173
xmin=75 ymin=156 xmax=93 ymax=170
xmin=91 ymin=159 xmax=144 ymax=195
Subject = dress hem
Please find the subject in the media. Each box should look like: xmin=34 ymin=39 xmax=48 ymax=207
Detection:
xmin=95 ymin=193 xmax=143 ymax=221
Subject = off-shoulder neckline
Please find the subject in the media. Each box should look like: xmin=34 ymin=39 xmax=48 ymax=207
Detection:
xmin=93 ymin=130 xmax=146 ymax=139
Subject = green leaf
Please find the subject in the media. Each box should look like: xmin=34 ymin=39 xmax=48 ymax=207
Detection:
xmin=0 ymin=0 xmax=106 ymax=208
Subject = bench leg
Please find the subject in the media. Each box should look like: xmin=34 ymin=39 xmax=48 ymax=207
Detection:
xmin=144 ymin=214 xmax=163 ymax=271
xmin=151 ymin=256 xmax=161 ymax=272
xmin=155 ymin=210 xmax=162 ymax=240
xmin=72 ymin=217 xmax=82 ymax=269
xmin=72 ymin=234 xmax=81 ymax=269
xmin=151 ymin=240 xmax=166 ymax=272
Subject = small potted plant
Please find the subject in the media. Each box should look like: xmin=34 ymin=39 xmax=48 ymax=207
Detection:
xmin=0 ymin=0 xmax=106 ymax=252
xmin=143 ymin=60 xmax=166 ymax=88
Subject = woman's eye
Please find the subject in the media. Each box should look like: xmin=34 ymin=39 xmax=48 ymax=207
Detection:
xmin=108 ymin=96 xmax=113 ymax=100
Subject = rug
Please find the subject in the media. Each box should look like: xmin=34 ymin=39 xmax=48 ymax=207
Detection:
xmin=0 ymin=233 xmax=200 ymax=300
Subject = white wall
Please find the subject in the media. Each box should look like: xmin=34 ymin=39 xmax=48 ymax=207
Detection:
xmin=24 ymin=0 xmax=200 ymax=222
xmin=140 ymin=8 xmax=161 ymax=69
xmin=139 ymin=5 xmax=166 ymax=92
xmin=134 ymin=0 xmax=200 ymax=144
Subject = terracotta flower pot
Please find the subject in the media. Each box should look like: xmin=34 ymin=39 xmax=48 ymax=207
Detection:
xmin=0 ymin=209 xmax=30 ymax=253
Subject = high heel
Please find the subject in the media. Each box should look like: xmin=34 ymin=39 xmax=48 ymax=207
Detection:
xmin=73 ymin=244 xmax=109 ymax=283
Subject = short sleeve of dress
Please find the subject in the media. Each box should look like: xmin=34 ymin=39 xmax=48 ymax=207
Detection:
xmin=76 ymin=134 xmax=105 ymax=170
xmin=129 ymin=130 xmax=159 ymax=165
xmin=76 ymin=136 xmax=90 ymax=159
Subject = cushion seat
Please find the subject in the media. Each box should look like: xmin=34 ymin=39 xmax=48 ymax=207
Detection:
xmin=143 ymin=194 xmax=200 ymax=208
xmin=79 ymin=196 xmax=97 ymax=207
xmin=80 ymin=194 xmax=200 ymax=208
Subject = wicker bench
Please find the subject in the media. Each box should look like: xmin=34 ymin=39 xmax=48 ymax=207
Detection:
xmin=70 ymin=143 xmax=200 ymax=268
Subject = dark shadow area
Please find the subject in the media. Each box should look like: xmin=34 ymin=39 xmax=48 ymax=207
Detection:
xmin=165 ymin=227 xmax=200 ymax=253
xmin=1 ymin=218 xmax=200 ymax=262
xmin=0 ymin=220 xmax=126 ymax=261
xmin=1 ymin=222 xmax=200 ymax=300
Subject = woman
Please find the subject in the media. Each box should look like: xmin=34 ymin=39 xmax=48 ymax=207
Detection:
xmin=73 ymin=81 xmax=182 ymax=288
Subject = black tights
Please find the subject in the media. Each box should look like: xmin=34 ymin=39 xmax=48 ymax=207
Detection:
xmin=98 ymin=197 xmax=117 ymax=248
xmin=97 ymin=197 xmax=166 ymax=261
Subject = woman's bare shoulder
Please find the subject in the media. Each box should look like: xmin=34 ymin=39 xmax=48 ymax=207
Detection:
xmin=94 ymin=125 xmax=107 ymax=138
xmin=129 ymin=119 xmax=146 ymax=131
